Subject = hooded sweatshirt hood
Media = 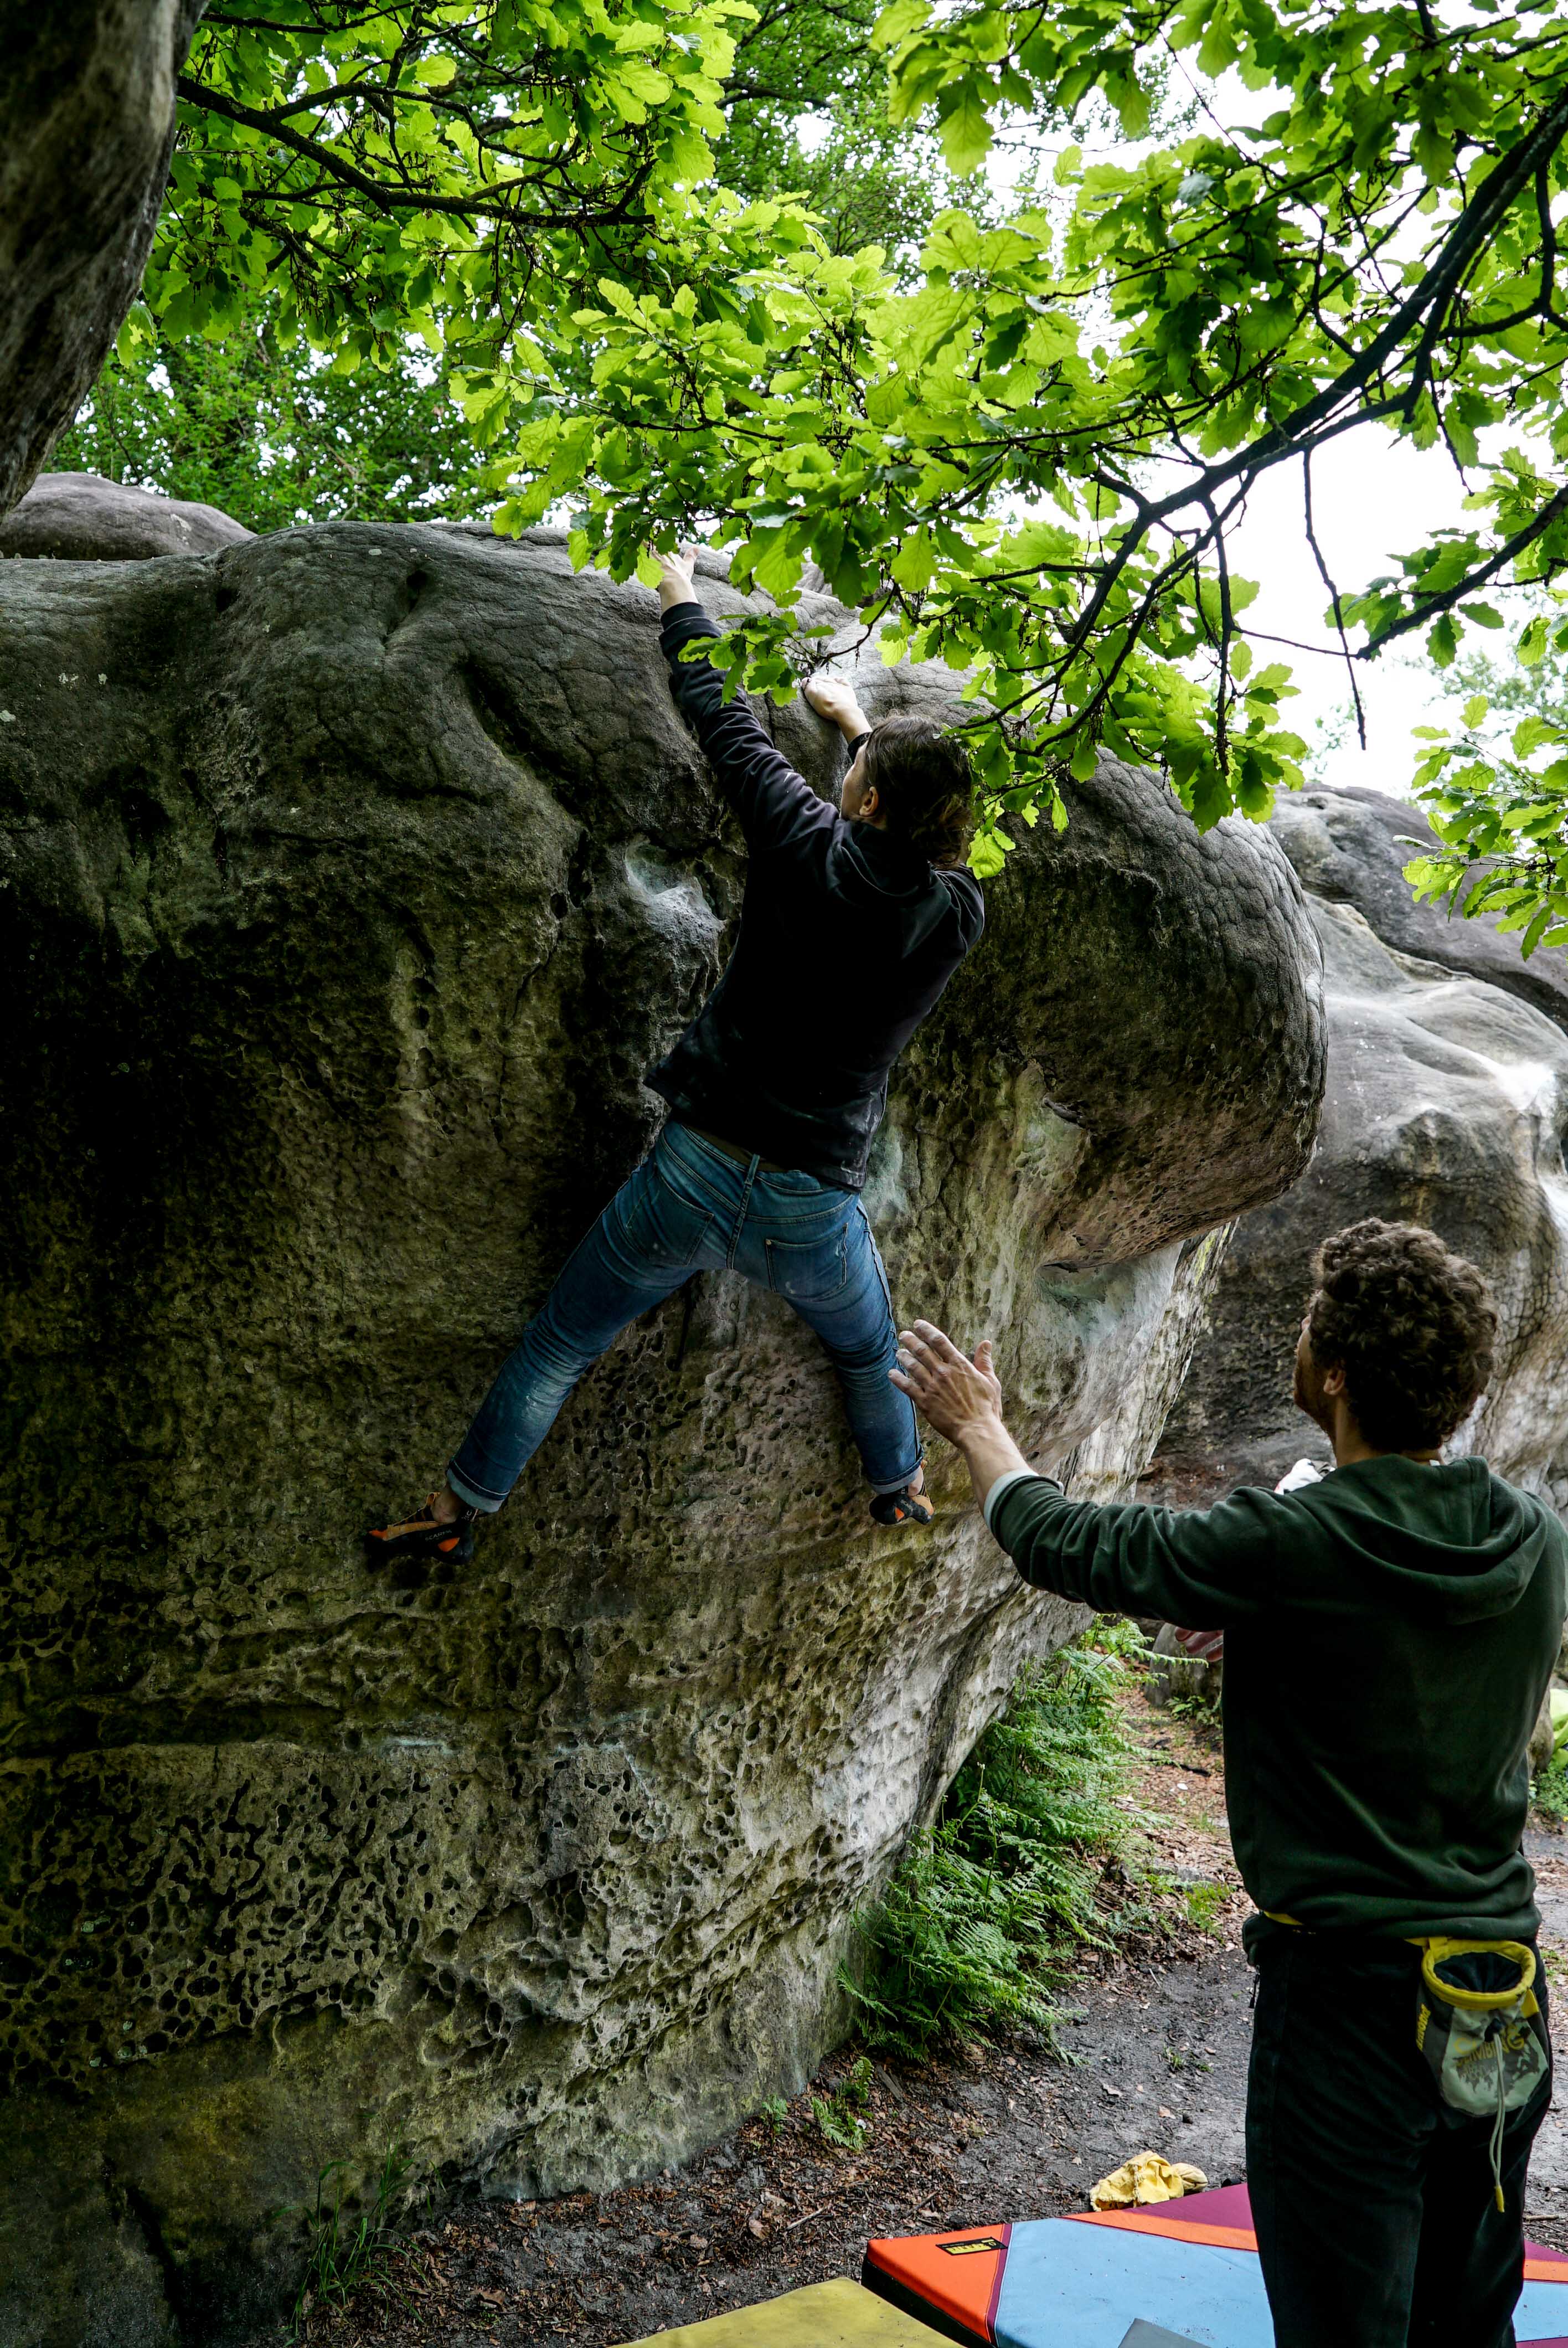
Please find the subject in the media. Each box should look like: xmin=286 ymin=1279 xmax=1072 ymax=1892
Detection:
xmin=1291 ymin=1455 xmax=1550 ymax=1625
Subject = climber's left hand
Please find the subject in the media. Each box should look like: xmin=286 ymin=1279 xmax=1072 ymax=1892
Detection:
xmin=651 ymin=544 xmax=699 ymax=611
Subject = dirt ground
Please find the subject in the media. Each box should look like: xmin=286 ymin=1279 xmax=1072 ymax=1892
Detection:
xmin=281 ymin=1688 xmax=1568 ymax=2346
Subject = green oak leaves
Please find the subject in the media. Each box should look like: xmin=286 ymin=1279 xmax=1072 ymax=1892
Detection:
xmin=161 ymin=0 xmax=1568 ymax=900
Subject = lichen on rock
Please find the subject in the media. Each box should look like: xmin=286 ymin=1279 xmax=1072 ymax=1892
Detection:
xmin=0 ymin=518 xmax=1324 ymax=2342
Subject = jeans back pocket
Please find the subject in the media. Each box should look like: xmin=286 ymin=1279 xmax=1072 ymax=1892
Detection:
xmin=765 ymin=1227 xmax=849 ymax=1302
xmin=620 ymin=1177 xmax=714 ymax=1272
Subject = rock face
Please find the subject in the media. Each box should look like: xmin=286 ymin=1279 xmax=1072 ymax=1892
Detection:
xmin=1149 ymin=785 xmax=1568 ymax=1507
xmin=0 ymin=471 xmax=255 ymax=561
xmin=0 ymin=521 xmax=1324 ymax=2344
xmin=0 ymin=4 xmax=205 ymax=520
xmin=1270 ymin=784 xmax=1568 ymax=1036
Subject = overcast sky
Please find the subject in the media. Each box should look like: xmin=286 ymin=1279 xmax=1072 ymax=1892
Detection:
xmin=1222 ymin=431 xmax=1482 ymax=803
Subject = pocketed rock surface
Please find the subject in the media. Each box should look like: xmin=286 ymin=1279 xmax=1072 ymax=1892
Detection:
xmin=1151 ymin=784 xmax=1568 ymax=1508
xmin=240 ymin=1688 xmax=1256 ymax=2347
xmin=0 ymin=517 xmax=1323 ymax=2343
xmin=252 ymin=1695 xmax=1568 ymax=2348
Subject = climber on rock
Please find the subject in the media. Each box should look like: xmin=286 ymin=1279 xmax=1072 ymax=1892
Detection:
xmin=369 ymin=542 xmax=983 ymax=1562
xmin=891 ymin=1217 xmax=1567 ymax=2348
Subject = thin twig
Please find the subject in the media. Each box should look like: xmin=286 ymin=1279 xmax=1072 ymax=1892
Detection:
xmin=1361 ymin=481 xmax=1568 ymax=653
xmin=1303 ymin=452 xmax=1366 ymax=749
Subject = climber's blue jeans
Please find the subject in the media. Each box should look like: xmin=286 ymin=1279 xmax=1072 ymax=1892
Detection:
xmin=447 ymin=1121 xmax=922 ymax=1510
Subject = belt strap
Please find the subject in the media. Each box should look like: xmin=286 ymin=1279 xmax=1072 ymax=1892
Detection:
xmin=685 ymin=1123 xmax=790 ymax=1175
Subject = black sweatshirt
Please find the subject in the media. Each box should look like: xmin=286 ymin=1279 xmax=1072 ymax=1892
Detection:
xmin=991 ymin=1458 xmax=1567 ymax=1939
xmin=648 ymin=601 xmax=984 ymax=1190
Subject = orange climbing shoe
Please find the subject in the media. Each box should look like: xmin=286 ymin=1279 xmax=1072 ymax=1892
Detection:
xmin=366 ymin=1491 xmax=477 ymax=1563
xmin=870 ymin=1481 xmax=933 ymax=1527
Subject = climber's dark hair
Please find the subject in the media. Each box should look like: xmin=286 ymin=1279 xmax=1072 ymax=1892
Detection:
xmin=1306 ymin=1218 xmax=1497 ymax=1453
xmin=862 ymin=714 xmax=976 ymax=869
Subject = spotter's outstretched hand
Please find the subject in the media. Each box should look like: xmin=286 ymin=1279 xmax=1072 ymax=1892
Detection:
xmin=891 ymin=1321 xmax=1004 ymax=1445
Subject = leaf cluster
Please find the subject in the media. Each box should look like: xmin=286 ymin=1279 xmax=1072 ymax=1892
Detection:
xmin=57 ymin=286 xmax=487 ymax=532
xmin=715 ymin=0 xmax=984 ymax=264
xmin=1405 ymin=599 xmax=1568 ymax=957
xmin=153 ymin=0 xmax=1568 ymax=897
xmin=164 ymin=0 xmax=748 ymax=383
xmin=504 ymin=0 xmax=1568 ymax=866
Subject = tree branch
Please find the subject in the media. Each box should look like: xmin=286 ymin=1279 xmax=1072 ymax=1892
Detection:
xmin=1303 ymin=450 xmax=1366 ymax=749
xmin=1059 ymin=85 xmax=1568 ymax=654
xmin=1359 ymin=480 xmax=1568 ymax=652
xmin=177 ymin=74 xmax=642 ymax=224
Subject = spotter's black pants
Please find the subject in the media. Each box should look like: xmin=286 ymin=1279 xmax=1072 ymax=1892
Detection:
xmin=1247 ymin=1924 xmax=1552 ymax=2348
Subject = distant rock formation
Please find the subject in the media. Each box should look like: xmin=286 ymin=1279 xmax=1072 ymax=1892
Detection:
xmin=0 ymin=470 xmax=255 ymax=560
xmin=1271 ymin=784 xmax=1568 ymax=1035
xmin=0 ymin=6 xmax=204 ymax=519
xmin=0 ymin=518 xmax=1324 ymax=2342
xmin=1149 ymin=785 xmax=1568 ymax=1508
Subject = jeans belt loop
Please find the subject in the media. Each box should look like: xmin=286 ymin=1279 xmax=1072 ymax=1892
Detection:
xmin=728 ymin=1152 xmax=761 ymax=1269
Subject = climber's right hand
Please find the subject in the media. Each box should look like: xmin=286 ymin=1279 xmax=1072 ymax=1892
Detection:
xmin=802 ymin=672 xmax=871 ymax=740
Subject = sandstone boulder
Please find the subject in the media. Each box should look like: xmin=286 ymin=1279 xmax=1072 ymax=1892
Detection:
xmin=1150 ymin=786 xmax=1568 ymax=1507
xmin=0 ymin=470 xmax=255 ymax=561
xmin=1270 ymin=784 xmax=1568 ymax=1033
xmin=0 ymin=522 xmax=1323 ymax=2342
xmin=0 ymin=6 xmax=204 ymax=519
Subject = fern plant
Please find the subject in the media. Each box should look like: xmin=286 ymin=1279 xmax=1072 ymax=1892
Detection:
xmin=811 ymin=2054 xmax=875 ymax=2150
xmin=844 ymin=1627 xmax=1147 ymax=2059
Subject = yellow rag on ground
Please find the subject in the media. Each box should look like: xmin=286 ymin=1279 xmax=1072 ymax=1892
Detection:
xmin=1089 ymin=2151 xmax=1209 ymax=2210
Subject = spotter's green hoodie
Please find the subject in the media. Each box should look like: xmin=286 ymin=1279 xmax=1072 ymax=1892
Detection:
xmin=991 ymin=1456 xmax=1567 ymax=1939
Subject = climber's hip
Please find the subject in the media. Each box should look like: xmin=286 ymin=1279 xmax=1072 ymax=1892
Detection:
xmin=445 ymin=1123 xmax=920 ymax=1508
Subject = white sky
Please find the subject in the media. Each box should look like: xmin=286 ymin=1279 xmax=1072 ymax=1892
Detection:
xmin=1223 ymin=432 xmax=1476 ymax=801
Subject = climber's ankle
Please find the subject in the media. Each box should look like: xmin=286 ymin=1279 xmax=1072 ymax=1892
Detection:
xmin=429 ymin=1483 xmax=463 ymax=1525
xmin=870 ymin=1466 xmax=933 ymax=1527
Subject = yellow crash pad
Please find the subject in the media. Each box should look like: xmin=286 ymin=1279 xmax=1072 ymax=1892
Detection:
xmin=616 ymin=2273 xmax=946 ymax=2346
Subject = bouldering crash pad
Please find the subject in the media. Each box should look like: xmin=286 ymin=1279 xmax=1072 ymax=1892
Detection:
xmin=862 ymin=2184 xmax=1568 ymax=2346
xmin=619 ymin=2271 xmax=949 ymax=2344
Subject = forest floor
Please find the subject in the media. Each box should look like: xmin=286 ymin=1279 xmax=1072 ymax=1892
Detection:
xmin=279 ymin=1687 xmax=1568 ymax=2348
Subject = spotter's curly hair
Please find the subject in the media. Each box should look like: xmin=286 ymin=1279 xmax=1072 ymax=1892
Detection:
xmin=1307 ymin=1218 xmax=1497 ymax=1454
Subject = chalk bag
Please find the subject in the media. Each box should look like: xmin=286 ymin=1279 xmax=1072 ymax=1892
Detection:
xmin=1414 ymin=1937 xmax=1550 ymax=2210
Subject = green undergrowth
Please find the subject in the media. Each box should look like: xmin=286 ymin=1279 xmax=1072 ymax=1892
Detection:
xmin=811 ymin=2053 xmax=876 ymax=2150
xmin=843 ymin=1623 xmax=1151 ymax=2061
xmin=1534 ymin=1755 xmax=1568 ymax=1824
xmin=1182 ymin=1881 xmax=1230 ymax=1934
xmin=283 ymin=2143 xmax=412 ymax=2342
